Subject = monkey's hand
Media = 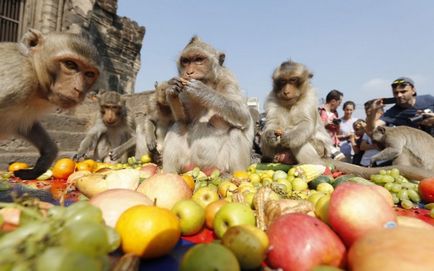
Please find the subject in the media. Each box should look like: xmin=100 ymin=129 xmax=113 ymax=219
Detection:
xmin=167 ymin=77 xmax=185 ymax=96
xmin=109 ymin=149 xmax=123 ymax=161
xmin=14 ymin=168 xmax=47 ymax=181
xmin=263 ymin=129 xmax=281 ymax=147
xmin=182 ymin=79 xmax=208 ymax=95
xmin=146 ymin=140 xmax=157 ymax=154
xmin=73 ymin=153 xmax=86 ymax=161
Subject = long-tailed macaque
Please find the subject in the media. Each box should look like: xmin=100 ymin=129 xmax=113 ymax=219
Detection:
xmin=0 ymin=29 xmax=101 ymax=180
xmin=371 ymin=125 xmax=434 ymax=170
xmin=75 ymin=91 xmax=135 ymax=163
xmin=261 ymin=60 xmax=333 ymax=165
xmin=261 ymin=60 xmax=434 ymax=181
xmin=162 ymin=36 xmax=254 ymax=174
xmin=110 ymin=81 xmax=174 ymax=162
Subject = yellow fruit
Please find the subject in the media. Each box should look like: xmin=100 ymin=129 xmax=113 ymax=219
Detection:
xmin=248 ymin=173 xmax=261 ymax=183
xmin=115 ymin=205 xmax=180 ymax=259
xmin=308 ymin=192 xmax=326 ymax=206
xmin=315 ymin=194 xmax=331 ymax=224
xmin=182 ymin=174 xmax=195 ymax=191
xmin=292 ymin=177 xmax=308 ymax=191
xmin=8 ymin=162 xmax=29 ymax=173
xmin=316 ymin=182 xmax=334 ymax=194
xmin=233 ymin=170 xmax=249 ymax=180
xmin=52 ymin=158 xmax=76 ymax=179
xmin=221 ymin=224 xmax=269 ymax=269
xmin=140 ymin=154 xmax=152 ymax=163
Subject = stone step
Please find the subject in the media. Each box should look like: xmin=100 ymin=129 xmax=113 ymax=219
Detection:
xmin=40 ymin=113 xmax=92 ymax=133
xmin=0 ymin=151 xmax=76 ymax=171
xmin=0 ymin=131 xmax=87 ymax=153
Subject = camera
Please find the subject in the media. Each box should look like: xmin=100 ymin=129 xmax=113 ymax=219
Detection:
xmin=409 ymin=109 xmax=433 ymax=123
xmin=382 ymin=97 xmax=396 ymax=104
xmin=332 ymin=119 xmax=342 ymax=125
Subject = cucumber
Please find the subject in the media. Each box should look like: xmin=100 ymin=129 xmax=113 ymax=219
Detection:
xmin=254 ymin=163 xmax=294 ymax=172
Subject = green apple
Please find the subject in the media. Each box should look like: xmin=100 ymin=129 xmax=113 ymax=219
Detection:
xmin=172 ymin=199 xmax=205 ymax=236
xmin=213 ymin=202 xmax=256 ymax=238
xmin=221 ymin=224 xmax=269 ymax=270
xmin=179 ymin=243 xmax=240 ymax=271
xmin=238 ymin=182 xmax=256 ymax=194
xmin=248 ymin=173 xmax=261 ymax=183
xmin=218 ymin=180 xmax=238 ymax=198
xmin=243 ymin=192 xmax=256 ymax=209
xmin=192 ymin=186 xmax=220 ymax=208
xmin=272 ymin=170 xmax=288 ymax=181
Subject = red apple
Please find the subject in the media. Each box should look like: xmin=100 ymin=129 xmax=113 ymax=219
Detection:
xmin=205 ymin=199 xmax=228 ymax=229
xmin=267 ymin=213 xmax=346 ymax=271
xmin=138 ymin=163 xmax=159 ymax=179
xmin=419 ymin=178 xmax=434 ymax=203
xmin=367 ymin=184 xmax=394 ymax=207
xmin=136 ymin=173 xmax=192 ymax=209
xmin=328 ymin=182 xmax=397 ymax=247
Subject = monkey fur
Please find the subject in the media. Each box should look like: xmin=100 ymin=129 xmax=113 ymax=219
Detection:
xmin=260 ymin=60 xmax=434 ymax=181
xmin=162 ymin=36 xmax=254 ymax=174
xmin=0 ymin=29 xmax=101 ymax=179
xmin=75 ymin=90 xmax=135 ymax=163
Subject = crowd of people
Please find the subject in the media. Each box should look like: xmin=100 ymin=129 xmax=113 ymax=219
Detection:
xmin=319 ymin=76 xmax=434 ymax=167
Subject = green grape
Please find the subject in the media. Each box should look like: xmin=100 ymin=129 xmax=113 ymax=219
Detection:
xmin=401 ymin=182 xmax=415 ymax=189
xmin=390 ymin=168 xmax=400 ymax=178
xmin=379 ymin=170 xmax=387 ymax=175
xmin=11 ymin=261 xmax=32 ymax=271
xmin=401 ymin=199 xmax=414 ymax=209
xmin=0 ymin=222 xmax=49 ymax=250
xmin=381 ymin=175 xmax=395 ymax=183
xmin=65 ymin=201 xmax=104 ymax=224
xmin=36 ymin=247 xmax=102 ymax=271
xmin=105 ymin=226 xmax=121 ymax=252
xmin=391 ymin=193 xmax=400 ymax=204
xmin=407 ymin=190 xmax=421 ymax=203
xmin=391 ymin=183 xmax=402 ymax=193
xmin=370 ymin=174 xmax=382 ymax=183
xmin=384 ymin=182 xmax=394 ymax=191
xmin=397 ymin=190 xmax=409 ymax=201
xmin=47 ymin=205 xmax=66 ymax=221
xmin=61 ymin=220 xmax=109 ymax=257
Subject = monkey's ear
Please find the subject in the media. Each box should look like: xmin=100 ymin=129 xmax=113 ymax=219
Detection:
xmin=308 ymin=73 xmax=314 ymax=79
xmin=377 ymin=126 xmax=386 ymax=134
xmin=218 ymin=53 xmax=226 ymax=66
xmin=154 ymin=81 xmax=159 ymax=89
xmin=188 ymin=35 xmax=200 ymax=45
xmin=18 ymin=29 xmax=44 ymax=56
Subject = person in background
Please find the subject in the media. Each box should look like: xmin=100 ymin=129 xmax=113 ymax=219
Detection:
xmin=338 ymin=101 xmax=358 ymax=162
xmin=350 ymin=119 xmax=366 ymax=165
xmin=360 ymin=100 xmax=386 ymax=167
xmin=366 ymin=77 xmax=434 ymax=136
xmin=319 ymin=89 xmax=345 ymax=160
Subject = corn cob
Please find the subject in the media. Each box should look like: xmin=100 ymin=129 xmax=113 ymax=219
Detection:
xmin=291 ymin=164 xmax=326 ymax=182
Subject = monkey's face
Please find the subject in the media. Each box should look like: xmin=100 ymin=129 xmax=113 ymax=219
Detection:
xmin=101 ymin=105 xmax=122 ymax=127
xmin=273 ymin=77 xmax=302 ymax=103
xmin=372 ymin=126 xmax=386 ymax=142
xmin=179 ymin=52 xmax=211 ymax=81
xmin=49 ymin=58 xmax=99 ymax=108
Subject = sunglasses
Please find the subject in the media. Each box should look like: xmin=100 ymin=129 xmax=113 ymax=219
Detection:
xmin=391 ymin=80 xmax=412 ymax=89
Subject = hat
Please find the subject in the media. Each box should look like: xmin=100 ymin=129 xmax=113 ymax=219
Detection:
xmin=391 ymin=77 xmax=415 ymax=87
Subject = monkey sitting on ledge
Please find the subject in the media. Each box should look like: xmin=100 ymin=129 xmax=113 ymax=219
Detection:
xmin=0 ymin=29 xmax=101 ymax=180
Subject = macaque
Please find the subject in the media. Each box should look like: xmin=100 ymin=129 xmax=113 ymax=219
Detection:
xmin=0 ymin=29 xmax=101 ymax=180
xmin=261 ymin=60 xmax=333 ymax=165
xmin=110 ymin=81 xmax=174 ymax=162
xmin=162 ymin=36 xmax=254 ymax=174
xmin=371 ymin=126 xmax=434 ymax=170
xmin=75 ymin=91 xmax=135 ymax=163
xmin=260 ymin=60 xmax=434 ymax=181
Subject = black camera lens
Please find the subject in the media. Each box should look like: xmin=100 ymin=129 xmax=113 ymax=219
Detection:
xmin=409 ymin=115 xmax=424 ymax=123
xmin=332 ymin=119 xmax=342 ymax=125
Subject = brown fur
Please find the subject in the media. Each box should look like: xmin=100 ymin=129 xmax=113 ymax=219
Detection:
xmin=162 ymin=36 xmax=254 ymax=173
xmin=0 ymin=29 xmax=101 ymax=179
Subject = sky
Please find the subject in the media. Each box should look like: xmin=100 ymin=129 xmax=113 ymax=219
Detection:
xmin=117 ymin=0 xmax=434 ymax=119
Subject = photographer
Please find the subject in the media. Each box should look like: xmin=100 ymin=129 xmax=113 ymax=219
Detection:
xmin=366 ymin=77 xmax=434 ymax=136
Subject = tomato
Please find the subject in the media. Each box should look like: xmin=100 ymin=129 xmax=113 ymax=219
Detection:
xmin=50 ymin=179 xmax=68 ymax=200
xmin=8 ymin=162 xmax=29 ymax=173
xmin=52 ymin=158 xmax=76 ymax=179
xmin=419 ymin=178 xmax=434 ymax=203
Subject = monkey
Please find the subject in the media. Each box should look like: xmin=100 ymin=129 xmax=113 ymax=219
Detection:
xmin=162 ymin=36 xmax=254 ymax=174
xmin=74 ymin=90 xmax=135 ymax=163
xmin=109 ymin=81 xmax=175 ymax=163
xmin=370 ymin=125 xmax=434 ymax=170
xmin=261 ymin=60 xmax=333 ymax=165
xmin=260 ymin=60 xmax=434 ymax=181
xmin=0 ymin=29 xmax=101 ymax=180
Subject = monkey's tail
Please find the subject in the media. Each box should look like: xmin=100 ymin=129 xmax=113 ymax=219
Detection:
xmin=323 ymin=159 xmax=434 ymax=182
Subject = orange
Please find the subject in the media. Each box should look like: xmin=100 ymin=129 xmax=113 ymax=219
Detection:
xmin=52 ymin=158 xmax=76 ymax=179
xmin=182 ymin=174 xmax=195 ymax=191
xmin=75 ymin=159 xmax=96 ymax=172
xmin=115 ymin=205 xmax=180 ymax=259
xmin=8 ymin=162 xmax=29 ymax=173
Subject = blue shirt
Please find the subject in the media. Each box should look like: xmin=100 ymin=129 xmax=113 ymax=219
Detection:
xmin=381 ymin=94 xmax=434 ymax=128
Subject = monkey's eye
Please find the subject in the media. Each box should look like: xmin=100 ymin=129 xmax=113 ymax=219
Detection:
xmin=180 ymin=57 xmax=190 ymax=66
xmin=64 ymin=60 xmax=78 ymax=70
xmin=275 ymin=79 xmax=286 ymax=89
xmin=288 ymin=78 xmax=300 ymax=86
xmin=85 ymin=71 xmax=96 ymax=78
xmin=194 ymin=56 xmax=206 ymax=65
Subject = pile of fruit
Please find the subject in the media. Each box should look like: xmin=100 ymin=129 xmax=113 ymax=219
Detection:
xmin=1 ymin=157 xmax=434 ymax=271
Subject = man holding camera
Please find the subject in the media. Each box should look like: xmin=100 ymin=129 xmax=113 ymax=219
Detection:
xmin=366 ymin=77 xmax=434 ymax=136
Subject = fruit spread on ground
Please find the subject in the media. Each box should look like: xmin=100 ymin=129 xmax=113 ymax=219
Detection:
xmin=1 ymin=157 xmax=434 ymax=271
